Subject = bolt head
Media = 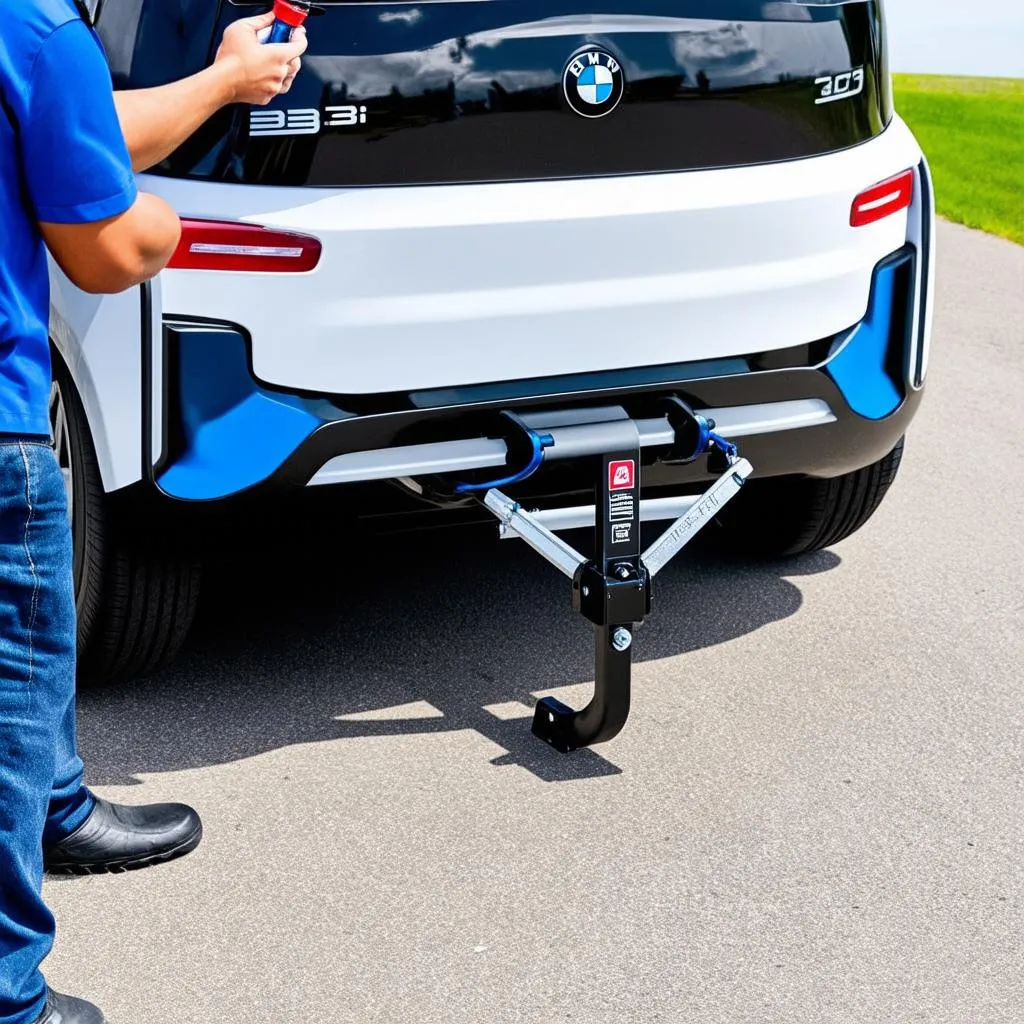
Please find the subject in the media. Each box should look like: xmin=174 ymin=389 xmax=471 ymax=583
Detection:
xmin=611 ymin=628 xmax=633 ymax=652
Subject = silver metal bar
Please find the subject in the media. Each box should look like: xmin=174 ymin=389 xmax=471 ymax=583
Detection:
xmin=499 ymin=494 xmax=701 ymax=538
xmin=642 ymin=458 xmax=755 ymax=577
xmin=482 ymin=489 xmax=587 ymax=579
xmin=306 ymin=401 xmax=832 ymax=488
xmin=634 ymin=417 xmax=678 ymax=448
xmin=308 ymin=438 xmax=507 ymax=487
xmin=703 ymin=400 xmax=835 ymax=438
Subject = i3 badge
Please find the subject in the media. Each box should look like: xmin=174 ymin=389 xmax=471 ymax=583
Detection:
xmin=563 ymin=50 xmax=625 ymax=119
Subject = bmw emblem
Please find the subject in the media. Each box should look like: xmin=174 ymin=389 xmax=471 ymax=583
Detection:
xmin=563 ymin=49 xmax=626 ymax=119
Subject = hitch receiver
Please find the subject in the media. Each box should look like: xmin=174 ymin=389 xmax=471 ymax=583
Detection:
xmin=475 ymin=404 xmax=753 ymax=753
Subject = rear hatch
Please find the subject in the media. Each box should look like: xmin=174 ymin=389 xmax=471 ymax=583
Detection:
xmin=102 ymin=0 xmax=893 ymax=186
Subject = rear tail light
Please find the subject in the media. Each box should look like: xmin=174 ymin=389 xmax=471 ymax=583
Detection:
xmin=851 ymin=170 xmax=915 ymax=227
xmin=168 ymin=219 xmax=322 ymax=272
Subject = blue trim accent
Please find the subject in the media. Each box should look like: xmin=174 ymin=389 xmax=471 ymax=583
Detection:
xmin=826 ymin=252 xmax=912 ymax=421
xmin=158 ymin=328 xmax=323 ymax=500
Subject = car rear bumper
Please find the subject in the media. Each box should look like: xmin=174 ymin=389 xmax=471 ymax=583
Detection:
xmin=155 ymin=232 xmax=930 ymax=503
xmin=147 ymin=116 xmax=929 ymax=397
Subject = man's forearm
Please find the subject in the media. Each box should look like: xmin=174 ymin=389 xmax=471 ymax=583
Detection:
xmin=114 ymin=62 xmax=238 ymax=173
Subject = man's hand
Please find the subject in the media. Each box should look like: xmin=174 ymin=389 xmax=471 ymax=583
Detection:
xmin=115 ymin=13 xmax=308 ymax=173
xmin=214 ymin=13 xmax=308 ymax=106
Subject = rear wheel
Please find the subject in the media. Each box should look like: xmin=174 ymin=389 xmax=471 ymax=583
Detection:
xmin=716 ymin=439 xmax=905 ymax=557
xmin=51 ymin=353 xmax=202 ymax=684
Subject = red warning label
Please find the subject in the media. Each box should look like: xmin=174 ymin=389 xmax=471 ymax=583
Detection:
xmin=609 ymin=460 xmax=635 ymax=491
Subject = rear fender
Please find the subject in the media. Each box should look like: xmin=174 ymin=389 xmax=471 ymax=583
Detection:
xmin=48 ymin=263 xmax=160 ymax=493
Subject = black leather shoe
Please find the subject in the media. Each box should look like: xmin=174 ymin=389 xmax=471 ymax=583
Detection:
xmin=44 ymin=796 xmax=202 ymax=875
xmin=33 ymin=989 xmax=105 ymax=1024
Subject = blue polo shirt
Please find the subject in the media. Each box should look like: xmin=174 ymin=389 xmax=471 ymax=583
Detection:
xmin=0 ymin=0 xmax=137 ymax=437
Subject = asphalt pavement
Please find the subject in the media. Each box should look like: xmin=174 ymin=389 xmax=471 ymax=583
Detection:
xmin=44 ymin=220 xmax=1023 ymax=1024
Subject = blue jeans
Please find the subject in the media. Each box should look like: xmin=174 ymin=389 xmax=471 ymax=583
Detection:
xmin=0 ymin=440 xmax=94 ymax=1024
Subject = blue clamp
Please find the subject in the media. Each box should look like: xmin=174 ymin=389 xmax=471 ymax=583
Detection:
xmin=706 ymin=427 xmax=738 ymax=462
xmin=688 ymin=411 xmax=736 ymax=461
xmin=660 ymin=396 xmax=738 ymax=464
xmin=454 ymin=412 xmax=555 ymax=494
xmin=660 ymin=397 xmax=739 ymax=465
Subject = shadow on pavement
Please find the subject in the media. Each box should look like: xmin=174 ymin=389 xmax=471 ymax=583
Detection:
xmin=76 ymin=523 xmax=839 ymax=786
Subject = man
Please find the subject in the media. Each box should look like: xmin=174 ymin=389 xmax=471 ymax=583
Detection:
xmin=0 ymin=4 xmax=306 ymax=1022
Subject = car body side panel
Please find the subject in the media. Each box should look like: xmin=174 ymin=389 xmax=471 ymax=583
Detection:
xmin=906 ymin=155 xmax=936 ymax=388
xmin=48 ymin=268 xmax=160 ymax=492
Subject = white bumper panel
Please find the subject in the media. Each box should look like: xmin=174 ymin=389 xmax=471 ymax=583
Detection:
xmin=146 ymin=117 xmax=924 ymax=396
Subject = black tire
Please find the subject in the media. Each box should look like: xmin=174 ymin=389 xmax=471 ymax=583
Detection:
xmin=51 ymin=352 xmax=202 ymax=684
xmin=715 ymin=439 xmax=905 ymax=558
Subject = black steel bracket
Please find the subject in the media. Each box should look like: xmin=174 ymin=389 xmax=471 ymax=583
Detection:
xmin=532 ymin=419 xmax=645 ymax=752
xmin=473 ymin=402 xmax=753 ymax=753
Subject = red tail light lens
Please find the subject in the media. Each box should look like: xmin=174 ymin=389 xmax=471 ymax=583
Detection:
xmin=851 ymin=170 xmax=915 ymax=228
xmin=168 ymin=219 xmax=322 ymax=272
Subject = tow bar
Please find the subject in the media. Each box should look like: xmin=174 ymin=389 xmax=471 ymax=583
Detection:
xmin=451 ymin=398 xmax=754 ymax=753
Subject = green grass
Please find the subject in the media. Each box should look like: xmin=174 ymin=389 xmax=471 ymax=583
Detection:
xmin=894 ymin=75 xmax=1024 ymax=246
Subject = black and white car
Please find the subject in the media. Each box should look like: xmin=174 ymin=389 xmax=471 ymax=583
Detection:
xmin=50 ymin=0 xmax=934 ymax=682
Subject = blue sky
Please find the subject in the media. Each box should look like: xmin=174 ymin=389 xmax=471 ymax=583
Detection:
xmin=886 ymin=0 xmax=1024 ymax=77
